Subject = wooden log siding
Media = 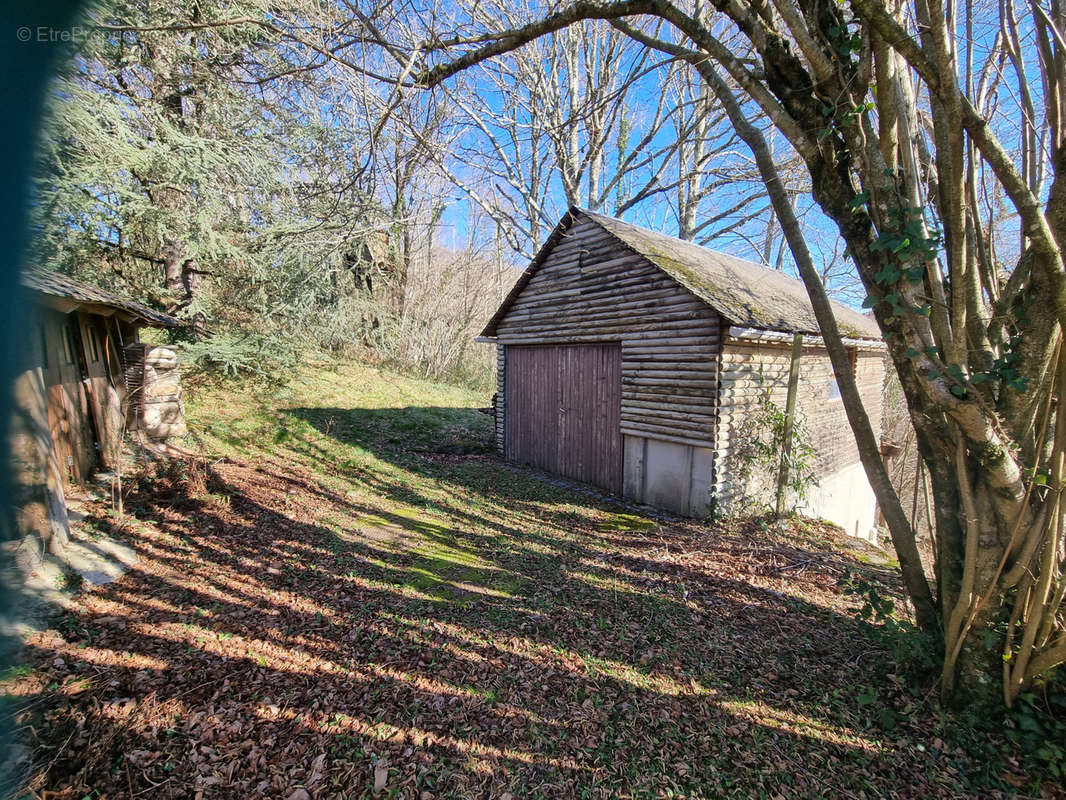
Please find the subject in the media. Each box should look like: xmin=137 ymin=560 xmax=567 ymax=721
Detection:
xmin=41 ymin=310 xmax=96 ymax=485
xmin=494 ymin=216 xmax=722 ymax=447
xmin=494 ymin=345 xmax=505 ymax=453
xmin=713 ymin=337 xmax=884 ymax=512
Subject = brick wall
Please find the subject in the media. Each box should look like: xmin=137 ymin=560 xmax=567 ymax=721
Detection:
xmin=715 ymin=335 xmax=884 ymax=514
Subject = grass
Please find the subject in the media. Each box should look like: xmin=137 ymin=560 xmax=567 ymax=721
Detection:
xmin=0 ymin=359 xmax=1039 ymax=798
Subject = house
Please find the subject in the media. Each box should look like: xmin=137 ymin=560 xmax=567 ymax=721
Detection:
xmin=10 ymin=270 xmax=185 ymax=574
xmin=478 ymin=208 xmax=886 ymax=538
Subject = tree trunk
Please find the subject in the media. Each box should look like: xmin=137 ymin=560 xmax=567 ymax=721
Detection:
xmin=696 ymin=59 xmax=940 ymax=634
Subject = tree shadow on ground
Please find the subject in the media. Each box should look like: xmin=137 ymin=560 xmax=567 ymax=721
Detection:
xmin=1 ymin=405 xmax=1011 ymax=799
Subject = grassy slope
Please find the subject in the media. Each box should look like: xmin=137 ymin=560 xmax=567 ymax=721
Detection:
xmin=3 ymin=360 xmax=1023 ymax=799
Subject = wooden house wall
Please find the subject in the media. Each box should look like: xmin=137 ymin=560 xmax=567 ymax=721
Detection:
xmin=10 ymin=351 xmax=71 ymax=567
xmin=76 ymin=311 xmax=127 ymax=470
xmin=77 ymin=313 xmax=109 ymax=469
xmin=38 ymin=308 xmax=95 ymax=484
xmin=493 ymin=216 xmax=722 ymax=451
xmin=35 ymin=307 xmax=133 ymax=487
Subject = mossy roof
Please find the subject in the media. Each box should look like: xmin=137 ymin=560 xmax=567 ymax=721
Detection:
xmin=481 ymin=207 xmax=882 ymax=341
xmin=22 ymin=270 xmax=181 ymax=328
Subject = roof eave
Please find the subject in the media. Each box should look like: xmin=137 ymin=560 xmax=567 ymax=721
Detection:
xmin=727 ymin=325 xmax=886 ymax=349
xmin=26 ymin=287 xmax=182 ymax=328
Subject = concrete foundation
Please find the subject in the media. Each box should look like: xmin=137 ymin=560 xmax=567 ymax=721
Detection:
xmin=797 ymin=461 xmax=878 ymax=541
xmin=623 ymin=434 xmax=715 ymax=517
xmin=622 ymin=430 xmax=877 ymax=539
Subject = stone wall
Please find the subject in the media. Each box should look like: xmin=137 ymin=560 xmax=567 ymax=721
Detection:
xmin=715 ymin=333 xmax=884 ymax=538
xmin=126 ymin=345 xmax=187 ymax=439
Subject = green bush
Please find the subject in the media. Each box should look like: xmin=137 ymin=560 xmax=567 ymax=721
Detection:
xmin=176 ymin=330 xmax=302 ymax=380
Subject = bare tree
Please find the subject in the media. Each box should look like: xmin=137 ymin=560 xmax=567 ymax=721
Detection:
xmin=340 ymin=0 xmax=1066 ymax=705
xmin=420 ymin=9 xmax=793 ymax=264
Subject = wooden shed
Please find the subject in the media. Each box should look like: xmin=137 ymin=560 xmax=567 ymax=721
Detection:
xmin=480 ymin=208 xmax=886 ymax=538
xmin=19 ymin=270 xmax=183 ymax=483
xmin=10 ymin=271 xmax=183 ymax=572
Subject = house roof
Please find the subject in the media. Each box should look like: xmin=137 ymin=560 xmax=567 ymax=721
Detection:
xmin=481 ymin=207 xmax=882 ymax=341
xmin=21 ymin=270 xmax=182 ymax=328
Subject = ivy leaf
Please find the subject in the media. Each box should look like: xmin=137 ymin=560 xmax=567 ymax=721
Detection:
xmin=905 ymin=347 xmax=921 ymax=358
xmin=874 ymin=265 xmax=901 ymax=284
xmin=856 ymin=686 xmax=878 ymax=706
xmin=861 ymin=295 xmax=877 ymax=309
xmin=878 ymin=708 xmax=898 ymax=730
xmin=1007 ymin=376 xmax=1029 ymax=393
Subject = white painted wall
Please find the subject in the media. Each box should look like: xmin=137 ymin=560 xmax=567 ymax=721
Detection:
xmin=797 ymin=461 xmax=878 ymax=541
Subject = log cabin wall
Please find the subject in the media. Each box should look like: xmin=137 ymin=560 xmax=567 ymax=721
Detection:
xmin=492 ymin=214 xmax=723 ymax=515
xmin=715 ymin=332 xmax=885 ymax=538
xmin=493 ymin=345 xmax=505 ymax=453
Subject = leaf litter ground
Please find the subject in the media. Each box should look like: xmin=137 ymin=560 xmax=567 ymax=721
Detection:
xmin=2 ymin=362 xmax=1036 ymax=798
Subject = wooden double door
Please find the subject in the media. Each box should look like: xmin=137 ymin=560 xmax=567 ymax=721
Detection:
xmin=504 ymin=343 xmax=622 ymax=493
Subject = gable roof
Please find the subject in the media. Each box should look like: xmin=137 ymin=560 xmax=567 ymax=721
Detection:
xmin=481 ymin=207 xmax=881 ymax=341
xmin=22 ymin=270 xmax=182 ymax=328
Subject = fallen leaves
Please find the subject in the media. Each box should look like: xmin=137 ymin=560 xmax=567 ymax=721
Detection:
xmin=373 ymin=761 xmax=389 ymax=795
xmin=0 ymin=369 xmax=1029 ymax=798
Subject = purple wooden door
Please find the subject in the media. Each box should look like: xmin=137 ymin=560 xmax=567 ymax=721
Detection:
xmin=505 ymin=344 xmax=622 ymax=493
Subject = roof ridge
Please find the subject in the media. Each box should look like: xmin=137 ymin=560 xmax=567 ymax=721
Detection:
xmin=479 ymin=208 xmax=882 ymax=341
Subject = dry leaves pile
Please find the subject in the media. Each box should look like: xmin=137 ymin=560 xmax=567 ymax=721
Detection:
xmin=3 ymin=441 xmax=1018 ymax=798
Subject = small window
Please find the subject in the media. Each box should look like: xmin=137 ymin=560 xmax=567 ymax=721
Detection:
xmin=828 ymin=347 xmax=859 ymax=401
xmin=88 ymin=327 xmax=100 ymax=362
xmin=828 ymin=376 xmax=842 ymax=401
